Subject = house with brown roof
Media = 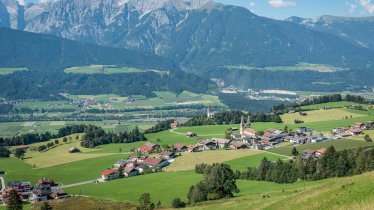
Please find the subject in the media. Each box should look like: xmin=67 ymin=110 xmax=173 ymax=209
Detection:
xmin=302 ymin=149 xmax=316 ymax=160
xmin=188 ymin=145 xmax=199 ymax=152
xmin=315 ymin=148 xmax=327 ymax=158
xmin=124 ymin=166 xmax=139 ymax=177
xmin=173 ymin=143 xmax=188 ymax=152
xmin=161 ymin=151 xmax=175 ymax=159
xmin=211 ymin=138 xmax=231 ymax=148
xmin=144 ymin=142 xmax=159 ymax=149
xmin=142 ymin=157 xmax=169 ymax=168
xmin=229 ymin=141 xmax=247 ymax=149
xmin=348 ymin=128 xmax=363 ymax=136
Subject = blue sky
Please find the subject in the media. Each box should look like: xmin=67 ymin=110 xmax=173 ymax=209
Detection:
xmin=214 ymin=0 xmax=374 ymax=19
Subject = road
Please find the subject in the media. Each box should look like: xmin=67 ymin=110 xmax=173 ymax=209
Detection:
xmin=60 ymin=180 xmax=96 ymax=189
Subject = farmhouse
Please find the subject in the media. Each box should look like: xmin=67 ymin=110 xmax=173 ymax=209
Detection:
xmin=296 ymin=127 xmax=313 ymax=134
xmin=188 ymin=145 xmax=199 ymax=152
xmin=124 ymin=166 xmax=139 ymax=177
xmin=229 ymin=141 xmax=247 ymax=149
xmin=101 ymin=169 xmax=119 ymax=181
xmin=302 ymin=149 xmax=316 ymax=160
xmin=348 ymin=128 xmax=363 ymax=136
xmin=173 ymin=143 xmax=188 ymax=152
xmin=333 ymin=127 xmax=347 ymax=134
xmin=50 ymin=187 xmax=69 ymax=199
xmin=211 ymin=138 xmax=231 ymax=148
xmin=161 ymin=151 xmax=175 ymax=159
xmin=142 ymin=157 xmax=169 ymax=168
xmin=197 ymin=139 xmax=217 ymax=150
xmin=170 ymin=121 xmax=179 ymax=128
xmin=144 ymin=142 xmax=159 ymax=149
xmin=139 ymin=145 xmax=154 ymax=154
xmin=186 ymin=132 xmax=197 ymax=137
xmin=315 ymin=148 xmax=327 ymax=158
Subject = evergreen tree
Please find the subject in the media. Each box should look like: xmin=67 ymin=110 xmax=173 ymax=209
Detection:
xmin=364 ymin=135 xmax=373 ymax=142
xmin=7 ymin=189 xmax=22 ymax=210
xmin=136 ymin=193 xmax=155 ymax=210
xmin=291 ymin=147 xmax=299 ymax=157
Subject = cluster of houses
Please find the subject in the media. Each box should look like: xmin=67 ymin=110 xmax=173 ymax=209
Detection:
xmin=1 ymin=178 xmax=69 ymax=204
xmin=333 ymin=121 xmax=374 ymax=138
xmin=99 ymin=142 xmax=177 ymax=182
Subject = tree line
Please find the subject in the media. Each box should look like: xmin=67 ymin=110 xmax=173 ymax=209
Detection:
xmin=272 ymin=94 xmax=370 ymax=114
xmin=182 ymin=111 xmax=282 ymax=127
xmin=81 ymin=125 xmax=146 ymax=148
xmin=144 ymin=119 xmax=174 ymax=134
xmin=240 ymin=146 xmax=374 ymax=184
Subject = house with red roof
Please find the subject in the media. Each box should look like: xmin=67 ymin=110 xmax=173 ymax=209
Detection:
xmin=101 ymin=169 xmax=119 ymax=181
xmin=173 ymin=143 xmax=188 ymax=152
xmin=139 ymin=145 xmax=154 ymax=154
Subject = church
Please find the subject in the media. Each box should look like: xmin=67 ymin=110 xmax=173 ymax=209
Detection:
xmin=240 ymin=115 xmax=258 ymax=138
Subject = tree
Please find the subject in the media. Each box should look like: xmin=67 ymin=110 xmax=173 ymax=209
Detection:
xmin=364 ymin=135 xmax=373 ymax=142
xmin=40 ymin=201 xmax=52 ymax=210
xmin=284 ymin=125 xmax=288 ymax=132
xmin=54 ymin=140 xmax=59 ymax=145
xmin=7 ymin=189 xmax=22 ymax=210
xmin=0 ymin=146 xmax=11 ymax=158
xmin=291 ymin=147 xmax=299 ymax=157
xmin=188 ymin=164 xmax=239 ymax=204
xmin=137 ymin=193 xmax=155 ymax=210
xmin=14 ymin=148 xmax=25 ymax=160
xmin=171 ymin=198 xmax=186 ymax=208
xmin=63 ymin=137 xmax=68 ymax=143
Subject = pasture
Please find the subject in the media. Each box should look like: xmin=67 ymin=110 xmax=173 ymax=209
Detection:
xmin=301 ymin=101 xmax=361 ymax=110
xmin=0 ymin=67 xmax=28 ymax=75
xmin=64 ymin=65 xmax=166 ymax=75
xmin=2 ymin=154 xmax=124 ymax=185
xmin=281 ymin=109 xmax=365 ymax=124
xmin=18 ymin=134 xmax=116 ymax=168
xmin=165 ymin=150 xmax=262 ymax=172
xmin=225 ymin=152 xmax=288 ymax=171
xmin=190 ymin=171 xmax=374 ymax=210
xmin=269 ymin=139 xmax=374 ymax=156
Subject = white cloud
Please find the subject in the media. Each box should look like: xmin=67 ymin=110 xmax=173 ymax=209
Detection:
xmin=268 ymin=0 xmax=296 ymax=8
xmin=360 ymin=0 xmax=374 ymax=13
xmin=348 ymin=3 xmax=357 ymax=14
xmin=17 ymin=0 xmax=26 ymax=6
xmin=249 ymin=2 xmax=256 ymax=12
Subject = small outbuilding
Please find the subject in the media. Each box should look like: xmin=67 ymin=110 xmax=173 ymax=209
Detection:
xmin=68 ymin=147 xmax=80 ymax=153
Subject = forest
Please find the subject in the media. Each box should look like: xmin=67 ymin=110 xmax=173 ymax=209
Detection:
xmin=240 ymin=146 xmax=374 ymax=184
xmin=182 ymin=111 xmax=282 ymax=127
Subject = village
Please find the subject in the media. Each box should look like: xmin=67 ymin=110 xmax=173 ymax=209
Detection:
xmin=2 ymin=114 xmax=373 ymax=205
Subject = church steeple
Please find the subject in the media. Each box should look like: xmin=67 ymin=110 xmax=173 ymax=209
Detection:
xmin=246 ymin=114 xmax=251 ymax=128
xmin=240 ymin=115 xmax=244 ymax=135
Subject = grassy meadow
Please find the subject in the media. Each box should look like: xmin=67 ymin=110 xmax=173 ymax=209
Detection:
xmin=64 ymin=65 xmax=166 ymax=75
xmin=0 ymin=67 xmax=28 ymax=75
xmin=269 ymin=139 xmax=374 ymax=156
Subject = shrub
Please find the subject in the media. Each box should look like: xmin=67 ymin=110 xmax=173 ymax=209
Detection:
xmin=171 ymin=198 xmax=186 ymax=208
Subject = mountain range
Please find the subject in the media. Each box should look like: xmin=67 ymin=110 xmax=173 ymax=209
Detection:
xmin=1 ymin=0 xmax=374 ymax=98
xmin=1 ymin=0 xmax=374 ymax=70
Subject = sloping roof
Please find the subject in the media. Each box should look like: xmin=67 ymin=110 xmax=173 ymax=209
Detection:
xmin=17 ymin=145 xmax=29 ymax=149
xmin=174 ymin=143 xmax=186 ymax=150
xmin=161 ymin=151 xmax=174 ymax=156
xmin=316 ymin=147 xmax=327 ymax=154
xmin=144 ymin=142 xmax=157 ymax=148
xmin=355 ymin=122 xmax=364 ymax=126
xmin=349 ymin=128 xmax=363 ymax=133
xmin=140 ymin=145 xmax=154 ymax=153
xmin=143 ymin=157 xmax=163 ymax=167
xmin=102 ymin=169 xmax=118 ymax=176
xmin=211 ymin=138 xmax=231 ymax=144
xmin=303 ymin=149 xmax=315 ymax=154
xmin=230 ymin=141 xmax=246 ymax=148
